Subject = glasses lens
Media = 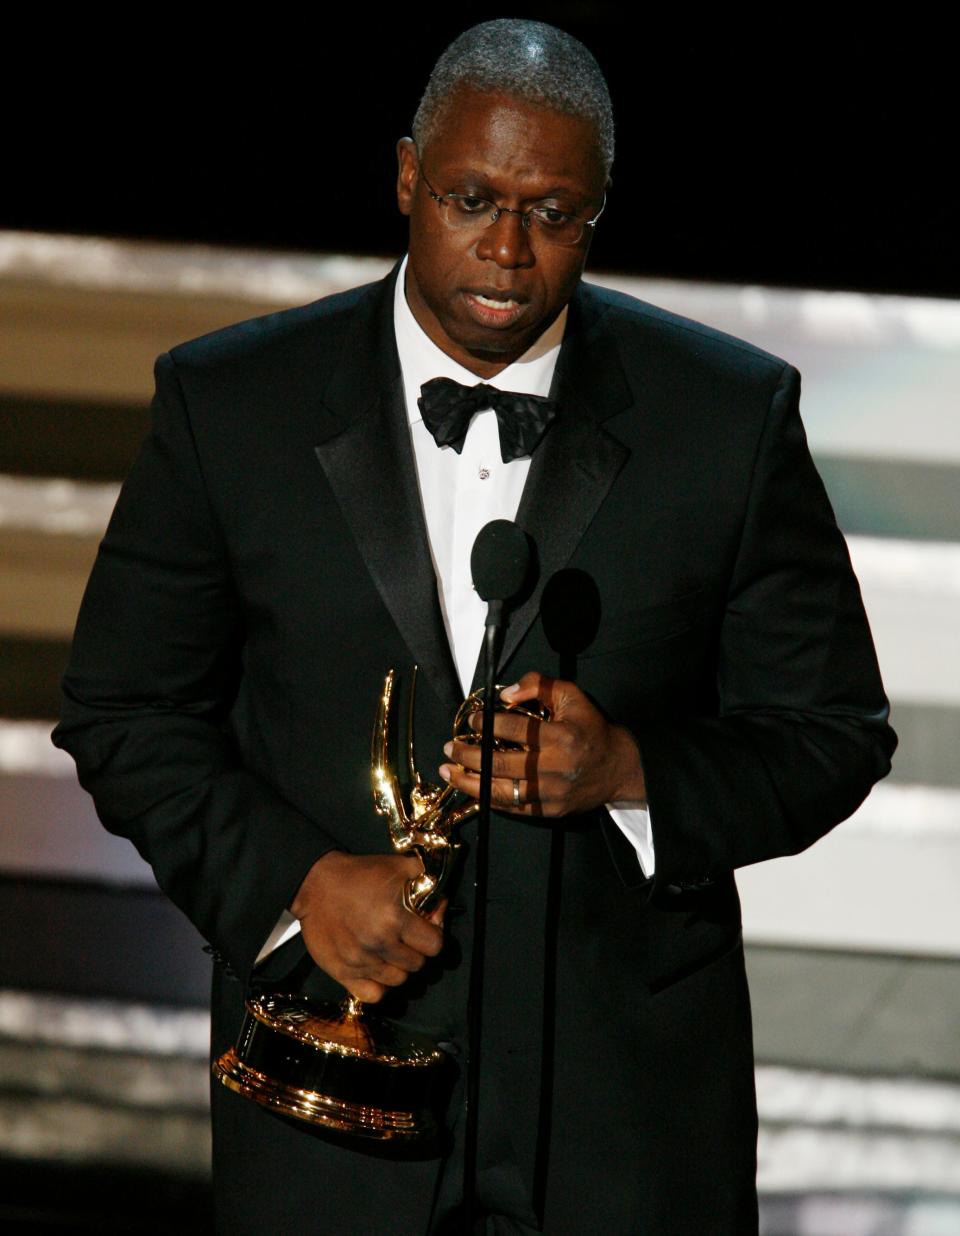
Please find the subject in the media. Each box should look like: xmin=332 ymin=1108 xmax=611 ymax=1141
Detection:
xmin=441 ymin=196 xmax=498 ymax=229
xmin=528 ymin=214 xmax=584 ymax=245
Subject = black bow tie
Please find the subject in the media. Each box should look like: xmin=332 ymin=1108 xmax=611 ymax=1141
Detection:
xmin=418 ymin=377 xmax=557 ymax=463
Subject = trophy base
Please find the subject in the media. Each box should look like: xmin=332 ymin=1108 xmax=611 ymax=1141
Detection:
xmin=212 ymin=993 xmax=446 ymax=1142
xmin=214 ymin=1048 xmax=432 ymax=1139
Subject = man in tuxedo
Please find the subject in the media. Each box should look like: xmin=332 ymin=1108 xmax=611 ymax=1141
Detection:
xmin=54 ymin=18 xmax=895 ymax=1235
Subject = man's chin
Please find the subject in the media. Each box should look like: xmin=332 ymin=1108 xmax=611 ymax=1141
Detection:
xmin=456 ymin=335 xmax=533 ymax=376
xmin=449 ymin=308 xmax=560 ymax=373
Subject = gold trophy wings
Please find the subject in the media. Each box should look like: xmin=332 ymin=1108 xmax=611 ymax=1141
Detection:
xmin=372 ymin=667 xmax=478 ymax=916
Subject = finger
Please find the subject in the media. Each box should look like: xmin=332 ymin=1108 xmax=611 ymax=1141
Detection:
xmin=399 ymin=912 xmax=445 ymax=958
xmin=503 ymin=673 xmax=587 ymax=723
xmin=357 ymin=913 xmax=442 ymax=968
xmin=370 ymin=938 xmax=428 ymax=972
xmin=344 ymin=959 xmax=410 ymax=994
xmin=500 ymin=671 xmax=554 ymax=705
xmin=346 ymin=978 xmax=387 ymax=1003
xmin=426 ymin=897 xmax=448 ymax=928
xmin=495 ymin=708 xmax=546 ymax=748
xmin=444 ymin=740 xmax=534 ymax=779
xmin=368 ymin=962 xmax=413 ymax=988
xmin=440 ymin=763 xmax=543 ymax=815
xmin=491 ymin=775 xmax=542 ymax=814
xmin=465 ymin=708 xmax=544 ymax=749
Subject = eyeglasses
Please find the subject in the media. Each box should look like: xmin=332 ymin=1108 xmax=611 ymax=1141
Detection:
xmin=419 ymin=167 xmax=605 ymax=247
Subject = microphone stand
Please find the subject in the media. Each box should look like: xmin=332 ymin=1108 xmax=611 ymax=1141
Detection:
xmin=462 ymin=600 xmax=503 ymax=1226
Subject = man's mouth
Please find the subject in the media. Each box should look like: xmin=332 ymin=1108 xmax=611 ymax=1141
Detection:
xmin=472 ymin=292 xmax=519 ymax=310
xmin=462 ymin=289 xmax=527 ymax=326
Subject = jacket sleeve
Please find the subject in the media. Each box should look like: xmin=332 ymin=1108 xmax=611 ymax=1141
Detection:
xmin=632 ymin=363 xmax=897 ymax=894
xmin=52 ymin=353 xmax=335 ymax=980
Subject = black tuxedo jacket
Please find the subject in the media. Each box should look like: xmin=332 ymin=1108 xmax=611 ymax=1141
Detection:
xmin=55 ymin=266 xmax=895 ymax=1234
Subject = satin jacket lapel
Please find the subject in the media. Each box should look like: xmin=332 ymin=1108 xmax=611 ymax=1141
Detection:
xmin=313 ymin=269 xmax=462 ymax=716
xmin=496 ymin=283 xmax=633 ymax=676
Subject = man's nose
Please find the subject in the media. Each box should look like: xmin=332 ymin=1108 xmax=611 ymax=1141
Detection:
xmin=475 ymin=210 xmax=535 ymax=268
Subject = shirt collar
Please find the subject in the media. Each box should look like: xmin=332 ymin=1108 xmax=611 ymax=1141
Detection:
xmin=393 ymin=254 xmax=567 ymax=427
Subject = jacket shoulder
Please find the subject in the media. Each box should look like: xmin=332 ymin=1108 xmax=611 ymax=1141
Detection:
xmin=581 ymin=280 xmax=790 ymax=380
xmin=165 ymin=276 xmax=387 ymax=375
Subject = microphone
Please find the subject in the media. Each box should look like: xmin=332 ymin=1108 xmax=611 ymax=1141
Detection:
xmin=470 ymin=518 xmax=530 ymax=627
xmin=463 ymin=518 xmax=530 ymax=1224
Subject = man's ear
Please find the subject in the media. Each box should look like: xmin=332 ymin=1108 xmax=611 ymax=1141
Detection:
xmin=396 ymin=138 xmax=418 ymax=217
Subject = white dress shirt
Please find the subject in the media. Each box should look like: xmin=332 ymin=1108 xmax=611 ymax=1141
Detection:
xmin=256 ymin=260 xmax=652 ymax=964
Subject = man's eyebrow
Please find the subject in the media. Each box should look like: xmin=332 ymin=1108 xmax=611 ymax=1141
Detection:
xmin=432 ymin=168 xmax=588 ymax=202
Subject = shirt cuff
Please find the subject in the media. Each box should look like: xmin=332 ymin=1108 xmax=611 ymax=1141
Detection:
xmin=605 ymin=802 xmax=655 ymax=877
xmin=254 ymin=909 xmax=302 ymax=966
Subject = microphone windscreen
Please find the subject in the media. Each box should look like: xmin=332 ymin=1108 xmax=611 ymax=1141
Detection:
xmin=471 ymin=520 xmax=530 ymax=601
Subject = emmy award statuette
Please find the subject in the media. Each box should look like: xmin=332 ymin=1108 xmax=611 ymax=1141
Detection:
xmin=212 ymin=668 xmax=544 ymax=1141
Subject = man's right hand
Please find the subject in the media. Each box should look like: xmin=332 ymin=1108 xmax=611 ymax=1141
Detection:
xmin=289 ymin=851 xmax=445 ymax=1003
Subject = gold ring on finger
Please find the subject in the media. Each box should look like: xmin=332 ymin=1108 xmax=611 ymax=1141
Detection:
xmin=513 ymin=778 xmax=522 ymax=807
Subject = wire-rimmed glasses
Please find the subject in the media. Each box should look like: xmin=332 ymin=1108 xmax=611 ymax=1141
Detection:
xmin=419 ymin=167 xmax=605 ymax=247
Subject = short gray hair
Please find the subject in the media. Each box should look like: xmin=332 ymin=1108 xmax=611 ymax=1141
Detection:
xmin=412 ymin=19 xmax=614 ymax=178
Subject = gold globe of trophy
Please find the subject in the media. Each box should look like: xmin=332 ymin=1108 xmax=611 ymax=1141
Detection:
xmin=213 ymin=668 xmax=545 ymax=1141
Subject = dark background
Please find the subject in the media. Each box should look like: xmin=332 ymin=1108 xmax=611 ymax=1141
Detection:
xmin=4 ymin=6 xmax=955 ymax=297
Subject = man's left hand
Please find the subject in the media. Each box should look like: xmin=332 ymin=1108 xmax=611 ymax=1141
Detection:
xmin=439 ymin=671 xmax=646 ymax=817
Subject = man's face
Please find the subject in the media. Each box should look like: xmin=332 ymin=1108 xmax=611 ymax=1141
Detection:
xmin=397 ymin=88 xmax=607 ymax=378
